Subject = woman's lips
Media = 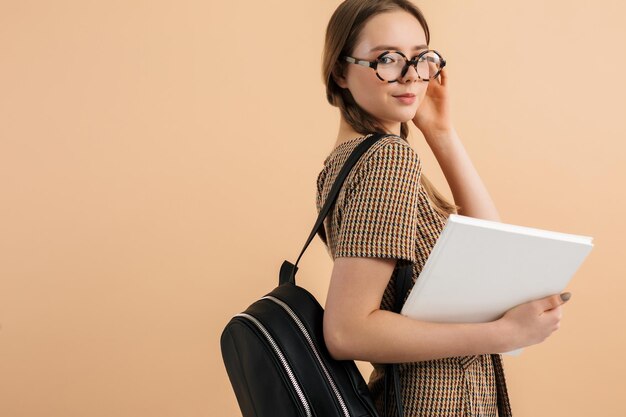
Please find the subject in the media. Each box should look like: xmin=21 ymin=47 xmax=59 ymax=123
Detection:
xmin=393 ymin=94 xmax=416 ymax=104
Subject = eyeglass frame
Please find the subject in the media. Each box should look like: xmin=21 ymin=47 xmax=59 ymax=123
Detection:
xmin=340 ymin=49 xmax=446 ymax=83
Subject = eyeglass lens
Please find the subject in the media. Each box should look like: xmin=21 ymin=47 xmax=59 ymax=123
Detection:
xmin=377 ymin=51 xmax=443 ymax=81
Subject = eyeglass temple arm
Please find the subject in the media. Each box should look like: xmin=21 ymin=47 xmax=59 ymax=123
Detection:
xmin=344 ymin=56 xmax=376 ymax=69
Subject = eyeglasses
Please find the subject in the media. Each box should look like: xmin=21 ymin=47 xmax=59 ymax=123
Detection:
xmin=341 ymin=49 xmax=446 ymax=83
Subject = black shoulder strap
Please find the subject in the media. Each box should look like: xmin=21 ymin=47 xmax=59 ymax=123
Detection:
xmin=279 ymin=132 xmax=387 ymax=286
xmin=279 ymin=132 xmax=414 ymax=296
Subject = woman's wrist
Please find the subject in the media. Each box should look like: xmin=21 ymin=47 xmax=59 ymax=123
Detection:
xmin=492 ymin=317 xmax=517 ymax=353
xmin=421 ymin=126 xmax=459 ymax=154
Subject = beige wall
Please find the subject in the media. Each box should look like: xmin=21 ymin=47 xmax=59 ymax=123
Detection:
xmin=0 ymin=1 xmax=624 ymax=416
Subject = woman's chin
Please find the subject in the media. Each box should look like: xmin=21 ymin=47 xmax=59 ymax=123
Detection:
xmin=395 ymin=111 xmax=418 ymax=123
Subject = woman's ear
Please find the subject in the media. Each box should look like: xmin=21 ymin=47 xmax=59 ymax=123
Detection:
xmin=332 ymin=66 xmax=348 ymax=89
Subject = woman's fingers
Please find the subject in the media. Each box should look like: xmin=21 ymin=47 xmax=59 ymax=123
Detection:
xmin=438 ymin=67 xmax=446 ymax=85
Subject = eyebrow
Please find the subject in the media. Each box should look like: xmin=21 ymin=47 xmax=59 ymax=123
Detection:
xmin=369 ymin=44 xmax=428 ymax=52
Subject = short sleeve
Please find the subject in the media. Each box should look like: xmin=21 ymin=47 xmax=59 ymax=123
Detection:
xmin=334 ymin=139 xmax=421 ymax=265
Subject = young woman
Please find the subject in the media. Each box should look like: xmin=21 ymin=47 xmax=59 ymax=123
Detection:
xmin=315 ymin=1 xmax=571 ymax=416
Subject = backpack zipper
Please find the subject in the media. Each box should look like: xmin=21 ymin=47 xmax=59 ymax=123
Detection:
xmin=234 ymin=312 xmax=313 ymax=417
xmin=262 ymin=295 xmax=351 ymax=417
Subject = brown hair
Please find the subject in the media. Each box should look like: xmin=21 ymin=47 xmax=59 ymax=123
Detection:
xmin=321 ymin=0 xmax=460 ymax=218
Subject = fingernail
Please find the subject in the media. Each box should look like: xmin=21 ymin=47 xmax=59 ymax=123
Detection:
xmin=560 ymin=292 xmax=571 ymax=302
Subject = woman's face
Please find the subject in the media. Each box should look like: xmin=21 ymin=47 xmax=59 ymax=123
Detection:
xmin=335 ymin=10 xmax=429 ymax=133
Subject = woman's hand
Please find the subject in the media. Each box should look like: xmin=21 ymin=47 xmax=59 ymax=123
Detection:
xmin=498 ymin=292 xmax=571 ymax=351
xmin=412 ymin=66 xmax=453 ymax=139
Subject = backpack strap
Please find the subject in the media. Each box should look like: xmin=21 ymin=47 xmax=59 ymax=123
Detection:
xmin=383 ymin=263 xmax=413 ymax=416
xmin=280 ymin=132 xmax=412 ymax=286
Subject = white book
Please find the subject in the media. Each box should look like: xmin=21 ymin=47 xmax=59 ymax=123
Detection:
xmin=400 ymin=214 xmax=594 ymax=356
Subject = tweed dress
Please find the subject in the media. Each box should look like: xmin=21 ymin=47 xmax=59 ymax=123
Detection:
xmin=315 ymin=134 xmax=512 ymax=417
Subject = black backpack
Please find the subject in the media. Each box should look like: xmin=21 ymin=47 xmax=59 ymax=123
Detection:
xmin=220 ymin=133 xmax=414 ymax=417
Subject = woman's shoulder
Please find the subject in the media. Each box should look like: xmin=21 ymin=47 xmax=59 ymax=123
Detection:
xmin=371 ymin=134 xmax=418 ymax=155
xmin=318 ymin=134 xmax=420 ymax=188
xmin=363 ymin=134 xmax=422 ymax=173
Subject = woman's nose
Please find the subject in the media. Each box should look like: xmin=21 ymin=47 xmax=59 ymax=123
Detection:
xmin=399 ymin=62 xmax=419 ymax=82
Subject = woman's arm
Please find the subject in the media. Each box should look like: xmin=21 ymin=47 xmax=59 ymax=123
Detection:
xmin=324 ymin=257 xmax=513 ymax=363
xmin=423 ymin=126 xmax=501 ymax=222
xmin=411 ymin=67 xmax=500 ymax=222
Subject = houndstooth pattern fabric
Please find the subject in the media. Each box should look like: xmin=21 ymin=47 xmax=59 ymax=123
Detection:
xmin=315 ymin=134 xmax=512 ymax=417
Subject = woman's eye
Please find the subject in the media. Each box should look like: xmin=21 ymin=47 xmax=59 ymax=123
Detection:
xmin=378 ymin=57 xmax=393 ymax=64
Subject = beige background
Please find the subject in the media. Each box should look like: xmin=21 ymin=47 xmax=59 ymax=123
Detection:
xmin=0 ymin=0 xmax=624 ymax=416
